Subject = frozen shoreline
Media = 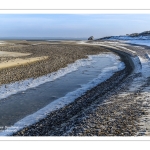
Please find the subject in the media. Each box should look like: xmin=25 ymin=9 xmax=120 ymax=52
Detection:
xmin=0 ymin=53 xmax=123 ymax=100
xmin=8 ymin=40 xmax=148 ymax=136
xmin=0 ymin=53 xmax=125 ymax=136
xmin=1 ymin=39 xmax=149 ymax=136
xmin=13 ymin=42 xmax=137 ymax=136
xmin=102 ymin=36 xmax=150 ymax=47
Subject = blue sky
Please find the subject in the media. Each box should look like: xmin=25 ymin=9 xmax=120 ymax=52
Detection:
xmin=0 ymin=14 xmax=150 ymax=39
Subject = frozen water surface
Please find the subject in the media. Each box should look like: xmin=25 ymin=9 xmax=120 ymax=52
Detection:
xmin=0 ymin=53 xmax=124 ymax=135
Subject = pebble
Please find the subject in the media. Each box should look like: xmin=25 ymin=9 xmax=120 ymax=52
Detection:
xmin=142 ymin=102 xmax=149 ymax=107
xmin=0 ymin=43 xmax=109 ymax=85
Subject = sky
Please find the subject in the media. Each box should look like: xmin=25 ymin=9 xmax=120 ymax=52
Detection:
xmin=0 ymin=14 xmax=150 ymax=39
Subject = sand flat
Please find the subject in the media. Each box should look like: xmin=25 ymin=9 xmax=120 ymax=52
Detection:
xmin=0 ymin=51 xmax=31 ymax=57
xmin=0 ymin=56 xmax=48 ymax=69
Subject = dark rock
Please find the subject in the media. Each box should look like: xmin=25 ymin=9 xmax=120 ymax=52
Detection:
xmin=139 ymin=31 xmax=150 ymax=36
xmin=88 ymin=36 xmax=94 ymax=40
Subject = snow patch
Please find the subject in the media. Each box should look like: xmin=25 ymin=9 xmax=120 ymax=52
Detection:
xmin=139 ymin=56 xmax=150 ymax=78
xmin=104 ymin=36 xmax=150 ymax=47
xmin=126 ymin=40 xmax=150 ymax=47
xmin=108 ymin=35 xmax=150 ymax=41
xmin=130 ymin=56 xmax=142 ymax=73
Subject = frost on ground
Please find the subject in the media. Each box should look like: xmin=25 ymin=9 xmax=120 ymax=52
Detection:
xmin=104 ymin=41 xmax=150 ymax=136
xmin=100 ymin=35 xmax=150 ymax=47
xmin=0 ymin=53 xmax=125 ymax=136
xmin=79 ymin=40 xmax=150 ymax=136
xmin=126 ymin=40 xmax=150 ymax=47
xmin=134 ymin=56 xmax=150 ymax=136
xmin=102 ymin=35 xmax=150 ymax=40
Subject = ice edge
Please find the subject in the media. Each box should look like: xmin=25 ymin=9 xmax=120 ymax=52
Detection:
xmin=0 ymin=53 xmax=125 ymax=136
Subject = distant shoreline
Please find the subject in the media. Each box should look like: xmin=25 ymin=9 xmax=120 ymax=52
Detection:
xmin=0 ymin=41 xmax=109 ymax=85
xmin=0 ymin=38 xmax=87 ymax=41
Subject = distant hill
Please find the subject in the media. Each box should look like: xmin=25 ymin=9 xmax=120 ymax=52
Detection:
xmin=127 ymin=31 xmax=150 ymax=37
xmin=97 ymin=30 xmax=150 ymax=40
